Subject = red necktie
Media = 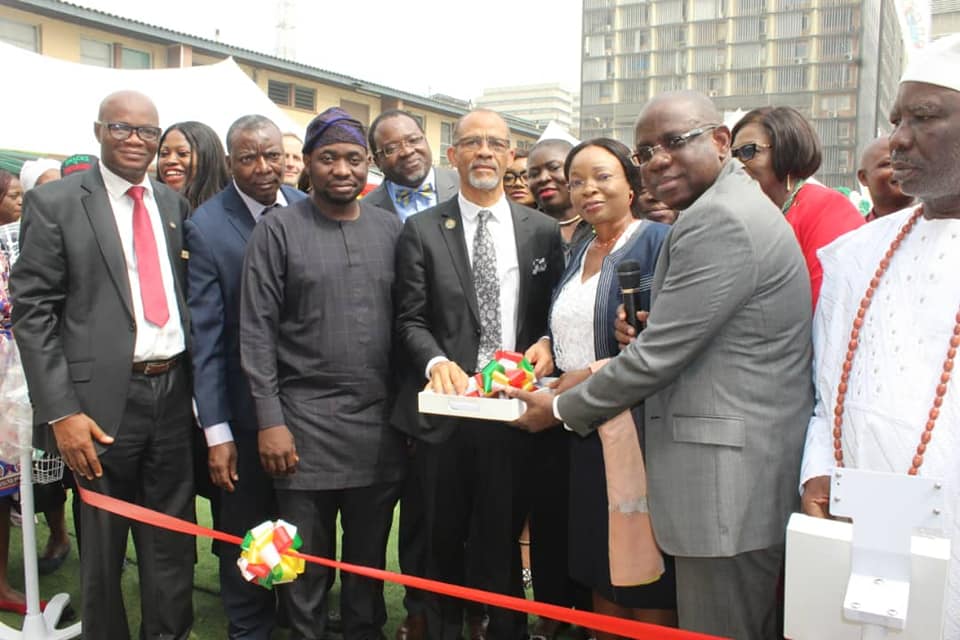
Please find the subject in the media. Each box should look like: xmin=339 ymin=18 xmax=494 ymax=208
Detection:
xmin=127 ymin=186 xmax=169 ymax=327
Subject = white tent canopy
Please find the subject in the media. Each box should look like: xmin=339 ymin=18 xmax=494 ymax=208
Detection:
xmin=1 ymin=41 xmax=302 ymax=158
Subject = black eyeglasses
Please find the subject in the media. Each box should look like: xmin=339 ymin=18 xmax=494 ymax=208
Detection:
xmin=503 ymin=171 xmax=528 ymax=186
xmin=731 ymin=142 xmax=772 ymax=162
xmin=96 ymin=121 xmax=163 ymax=143
xmin=632 ymin=125 xmax=720 ymax=164
xmin=453 ymin=135 xmax=511 ymax=153
xmin=377 ymin=134 xmax=426 ymax=158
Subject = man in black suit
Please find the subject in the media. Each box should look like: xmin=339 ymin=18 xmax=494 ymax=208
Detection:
xmin=394 ymin=109 xmax=563 ymax=640
xmin=11 ymin=90 xmax=194 ymax=639
xmin=186 ymin=114 xmax=307 ymax=639
xmin=366 ymin=108 xmax=461 ymax=640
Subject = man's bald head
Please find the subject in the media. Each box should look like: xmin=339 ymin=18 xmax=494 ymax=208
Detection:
xmin=639 ymin=91 xmax=723 ymax=131
xmin=634 ymin=91 xmax=731 ymax=210
xmin=97 ymin=90 xmax=158 ymax=123
xmin=94 ymin=90 xmax=160 ymax=184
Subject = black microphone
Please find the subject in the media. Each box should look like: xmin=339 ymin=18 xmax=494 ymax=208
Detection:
xmin=617 ymin=260 xmax=646 ymax=334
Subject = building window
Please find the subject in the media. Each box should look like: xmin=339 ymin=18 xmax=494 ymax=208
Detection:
xmin=268 ymin=80 xmax=292 ymax=106
xmin=340 ymin=99 xmax=370 ymax=126
xmin=776 ymin=66 xmax=808 ymax=91
xmin=734 ymin=70 xmax=766 ymax=94
xmin=440 ymin=121 xmax=453 ymax=165
xmin=80 ymin=37 xmax=112 ymax=67
xmin=0 ymin=17 xmax=38 ymax=52
xmin=294 ymin=85 xmax=316 ymax=111
xmin=120 ymin=47 xmax=151 ymax=69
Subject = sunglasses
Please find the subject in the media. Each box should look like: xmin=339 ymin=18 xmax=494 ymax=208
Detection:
xmin=731 ymin=142 xmax=772 ymax=162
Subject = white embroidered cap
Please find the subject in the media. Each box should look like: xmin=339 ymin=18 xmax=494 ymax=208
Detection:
xmin=900 ymin=33 xmax=960 ymax=93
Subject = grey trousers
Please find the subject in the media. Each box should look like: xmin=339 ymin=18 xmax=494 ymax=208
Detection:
xmin=675 ymin=545 xmax=784 ymax=640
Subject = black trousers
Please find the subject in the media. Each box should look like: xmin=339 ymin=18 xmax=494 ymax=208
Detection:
xmin=277 ymin=482 xmax=400 ymax=640
xmin=419 ymin=421 xmax=527 ymax=640
xmin=398 ymin=438 xmax=428 ymax=616
xmin=517 ymin=428 xmax=589 ymax=610
xmin=217 ymin=429 xmax=279 ymax=640
xmin=76 ymin=364 xmax=196 ymax=640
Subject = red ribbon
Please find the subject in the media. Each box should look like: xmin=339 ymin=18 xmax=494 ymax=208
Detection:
xmin=78 ymin=487 xmax=723 ymax=640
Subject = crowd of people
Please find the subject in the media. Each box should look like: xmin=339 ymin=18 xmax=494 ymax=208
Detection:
xmin=0 ymin=30 xmax=957 ymax=640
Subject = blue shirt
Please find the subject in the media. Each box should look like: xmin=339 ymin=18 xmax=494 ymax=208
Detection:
xmin=386 ymin=168 xmax=438 ymax=222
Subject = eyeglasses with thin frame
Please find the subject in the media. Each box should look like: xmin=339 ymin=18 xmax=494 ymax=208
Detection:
xmin=503 ymin=171 xmax=528 ymax=186
xmin=453 ymin=135 xmax=511 ymax=153
xmin=731 ymin=142 xmax=772 ymax=162
xmin=632 ymin=124 xmax=720 ymax=165
xmin=96 ymin=121 xmax=163 ymax=143
xmin=377 ymin=134 xmax=426 ymax=158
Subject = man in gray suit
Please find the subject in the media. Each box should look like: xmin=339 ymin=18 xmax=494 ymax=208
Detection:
xmin=512 ymin=91 xmax=813 ymax=640
xmin=365 ymin=109 xmax=458 ymax=220
xmin=366 ymin=109 xmax=459 ymax=640
xmin=11 ymin=90 xmax=194 ymax=639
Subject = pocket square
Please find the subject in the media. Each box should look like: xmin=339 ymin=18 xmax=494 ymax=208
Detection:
xmin=531 ymin=257 xmax=547 ymax=276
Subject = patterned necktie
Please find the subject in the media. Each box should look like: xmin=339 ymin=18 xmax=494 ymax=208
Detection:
xmin=396 ymin=183 xmax=435 ymax=208
xmin=472 ymin=209 xmax=501 ymax=365
xmin=127 ymin=186 xmax=169 ymax=327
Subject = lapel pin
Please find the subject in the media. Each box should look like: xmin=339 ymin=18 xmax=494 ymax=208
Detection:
xmin=180 ymin=250 xmax=190 ymax=260
xmin=169 ymin=221 xmax=177 ymax=229
xmin=444 ymin=218 xmax=457 ymax=230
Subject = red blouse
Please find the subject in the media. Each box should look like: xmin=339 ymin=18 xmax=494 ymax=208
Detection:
xmin=785 ymin=182 xmax=865 ymax=309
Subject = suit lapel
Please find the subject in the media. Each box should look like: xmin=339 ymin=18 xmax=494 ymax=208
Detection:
xmin=439 ymin=201 xmax=480 ymax=325
xmin=82 ymin=168 xmax=134 ymax=321
xmin=223 ymin=183 xmax=256 ymax=242
xmin=511 ymin=203 xmax=533 ymax=339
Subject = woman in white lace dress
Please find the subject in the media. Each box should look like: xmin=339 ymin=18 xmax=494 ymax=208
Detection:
xmin=548 ymin=139 xmax=676 ymax=635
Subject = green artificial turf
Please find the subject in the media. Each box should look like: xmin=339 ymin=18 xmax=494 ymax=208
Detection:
xmin=0 ymin=497 xmax=408 ymax=639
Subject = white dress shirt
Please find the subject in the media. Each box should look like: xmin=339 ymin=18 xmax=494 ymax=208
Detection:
xmin=425 ymin=192 xmax=520 ymax=378
xmin=100 ymin=164 xmax=184 ymax=361
xmin=202 ymin=182 xmax=290 ymax=447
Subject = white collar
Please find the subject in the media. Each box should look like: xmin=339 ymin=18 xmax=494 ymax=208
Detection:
xmin=100 ymin=163 xmax=151 ymax=200
xmin=458 ymin=191 xmax=511 ymax=223
xmin=234 ymin=180 xmax=288 ymax=218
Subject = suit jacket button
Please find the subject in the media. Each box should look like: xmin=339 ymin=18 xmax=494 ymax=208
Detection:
xmin=474 ymin=329 xmax=481 ymax=336
xmin=129 ymin=323 xmax=135 ymax=331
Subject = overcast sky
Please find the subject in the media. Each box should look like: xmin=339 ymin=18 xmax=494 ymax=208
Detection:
xmin=74 ymin=0 xmax=584 ymax=101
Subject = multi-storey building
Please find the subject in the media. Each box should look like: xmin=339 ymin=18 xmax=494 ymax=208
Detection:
xmin=932 ymin=0 xmax=960 ymax=37
xmin=475 ymin=84 xmax=577 ymax=140
xmin=580 ymin=0 xmax=907 ymax=188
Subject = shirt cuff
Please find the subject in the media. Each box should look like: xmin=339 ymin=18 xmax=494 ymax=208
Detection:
xmin=553 ymin=395 xmax=573 ymax=432
xmin=203 ymin=422 xmax=234 ymax=447
xmin=425 ymin=355 xmax=449 ymax=380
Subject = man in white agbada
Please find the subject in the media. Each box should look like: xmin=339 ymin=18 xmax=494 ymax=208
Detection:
xmin=800 ymin=33 xmax=960 ymax=639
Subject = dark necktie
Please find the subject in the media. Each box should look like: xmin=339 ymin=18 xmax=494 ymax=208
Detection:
xmin=127 ymin=186 xmax=169 ymax=327
xmin=472 ymin=210 xmax=501 ymax=365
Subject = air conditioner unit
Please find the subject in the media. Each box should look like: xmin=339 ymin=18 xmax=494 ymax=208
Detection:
xmin=794 ymin=57 xmax=807 ymax=64
xmin=844 ymin=53 xmax=854 ymax=61
xmin=828 ymin=110 xmax=839 ymax=118
xmin=709 ymin=90 xmax=720 ymax=97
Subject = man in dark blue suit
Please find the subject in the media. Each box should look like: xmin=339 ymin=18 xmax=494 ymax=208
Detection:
xmin=185 ymin=114 xmax=306 ymax=639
